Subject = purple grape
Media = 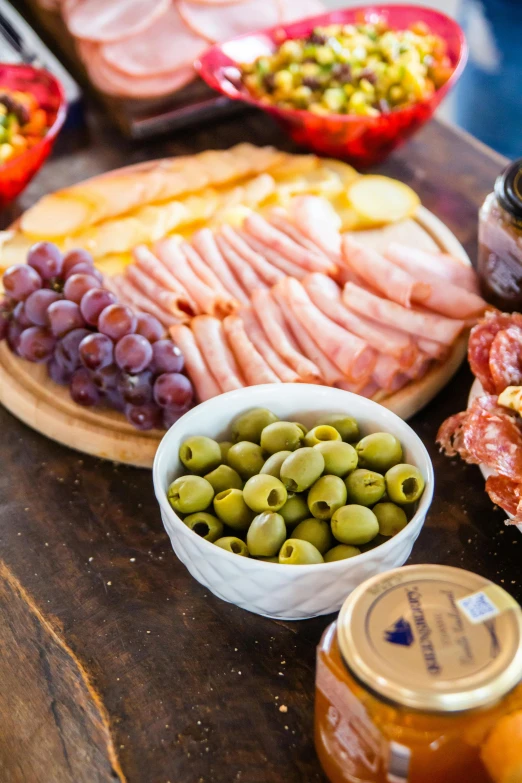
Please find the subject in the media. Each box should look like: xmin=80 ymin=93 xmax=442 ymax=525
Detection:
xmin=48 ymin=300 xmax=85 ymax=337
xmin=27 ymin=242 xmax=63 ymax=281
xmin=92 ymin=364 xmax=120 ymax=392
xmin=48 ymin=358 xmax=72 ymax=386
xmin=79 ymin=333 xmax=114 ymax=371
xmin=163 ymin=407 xmax=186 ymax=429
xmin=18 ymin=326 xmax=56 ymax=363
xmin=3 ymin=264 xmax=42 ymax=301
xmin=65 ymin=263 xmax=103 ymax=283
xmin=13 ymin=301 xmax=33 ymax=328
xmin=70 ymin=368 xmax=100 ymax=407
xmin=64 ymin=273 xmax=101 ymax=304
xmin=136 ymin=312 xmax=165 ymax=343
xmin=153 ymin=373 xmax=193 ymax=410
xmin=103 ymin=387 xmax=125 ymax=412
xmin=125 ymin=402 xmax=161 ymax=431
xmin=62 ymin=249 xmax=94 ymax=278
xmin=24 ymin=289 xmax=62 ymax=326
xmin=6 ymin=320 xmax=23 ymax=353
xmin=114 ymin=333 xmax=153 ymax=374
xmin=55 ymin=327 xmax=91 ymax=372
xmin=151 ymin=339 xmax=184 ymax=374
xmin=117 ymin=370 xmax=152 ymax=405
xmin=80 ymin=288 xmax=116 ymax=326
xmin=98 ymin=304 xmax=136 ymax=341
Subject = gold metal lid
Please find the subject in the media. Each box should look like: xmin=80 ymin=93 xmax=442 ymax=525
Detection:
xmin=338 ymin=565 xmax=522 ymax=712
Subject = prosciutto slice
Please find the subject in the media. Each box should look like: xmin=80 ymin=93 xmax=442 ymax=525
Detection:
xmin=178 ymin=0 xmax=280 ymax=43
xmin=67 ymin=0 xmax=170 ymax=42
xmin=170 ymin=324 xmax=220 ymax=402
xmin=223 ymin=315 xmax=280 ymax=386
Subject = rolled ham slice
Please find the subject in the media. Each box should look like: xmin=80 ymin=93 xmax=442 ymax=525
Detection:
xmin=108 ymin=275 xmax=178 ymax=328
xmin=125 ymin=265 xmax=192 ymax=322
xmin=100 ymin=4 xmax=206 ymax=77
xmin=417 ymin=338 xmax=449 ymax=361
xmin=156 ymin=238 xmax=235 ymax=318
xmin=178 ymin=0 xmax=280 ymax=43
xmin=223 ymin=315 xmax=280 ymax=386
xmin=343 ymin=282 xmax=465 ymax=346
xmin=237 ymin=232 xmax=307 ymax=279
xmin=302 ymin=273 xmax=416 ymax=368
xmin=278 ymin=277 xmax=376 ymax=383
xmin=269 ymin=208 xmax=333 ymax=261
xmin=372 ymin=354 xmax=404 ymax=392
xmin=239 ymin=308 xmax=301 ymax=383
xmin=192 ymin=229 xmax=249 ymax=304
xmin=221 ymin=224 xmax=285 ymax=286
xmin=67 ymin=0 xmax=170 ymax=42
xmin=191 ymin=315 xmax=244 ymax=392
xmin=170 ymin=324 xmax=220 ymax=402
xmin=251 ymin=289 xmax=322 ymax=383
xmin=336 ymin=379 xmax=380 ymax=399
xmin=215 ymin=234 xmax=268 ymax=292
xmin=342 ymin=235 xmax=431 ymax=309
xmin=180 ymin=243 xmax=230 ymax=296
xmin=133 ymin=244 xmax=197 ymax=316
xmin=385 ymin=243 xmax=480 ymax=294
xmin=290 ymin=196 xmax=342 ymax=256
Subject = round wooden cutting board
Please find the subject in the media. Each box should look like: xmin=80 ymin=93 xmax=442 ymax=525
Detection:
xmin=0 ymin=205 xmax=471 ymax=468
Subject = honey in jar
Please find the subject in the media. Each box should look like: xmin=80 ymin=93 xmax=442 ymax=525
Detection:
xmin=315 ymin=564 xmax=522 ymax=783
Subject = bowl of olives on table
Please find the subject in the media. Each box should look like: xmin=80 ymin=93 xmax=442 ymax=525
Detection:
xmin=153 ymin=384 xmax=434 ymax=620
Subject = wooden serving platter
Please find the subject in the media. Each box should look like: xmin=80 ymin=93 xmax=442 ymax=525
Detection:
xmin=0 ymin=204 xmax=470 ymax=468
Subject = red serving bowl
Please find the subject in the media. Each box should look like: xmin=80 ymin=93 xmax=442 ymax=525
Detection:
xmin=0 ymin=64 xmax=66 ymax=208
xmin=196 ymin=5 xmax=467 ymax=166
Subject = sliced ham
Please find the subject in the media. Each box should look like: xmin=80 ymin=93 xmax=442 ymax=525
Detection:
xmin=336 ymin=379 xmax=380 ymax=398
xmin=180 ymin=242 xmax=230 ymax=296
xmin=385 ymin=243 xmax=480 ymax=294
xmin=372 ymin=354 xmax=404 ymax=392
xmin=343 ymin=282 xmax=465 ymax=346
xmin=133 ymin=244 xmax=197 ymax=315
xmin=220 ymin=224 xmax=285 ymax=286
xmin=342 ymin=235 xmax=431 ymax=309
xmin=269 ymin=208 xmax=334 ymax=260
xmin=237 ymin=232 xmax=307 ymax=279
xmin=239 ymin=308 xmax=301 ymax=383
xmin=177 ymin=0 xmax=280 ymax=43
xmin=278 ymin=277 xmax=376 ymax=383
xmin=100 ymin=4 xmax=206 ymax=77
xmin=417 ymin=337 xmax=449 ymax=361
xmin=170 ymin=324 xmax=220 ymax=402
xmin=251 ymin=289 xmax=322 ymax=383
xmin=290 ymin=196 xmax=342 ymax=256
xmin=109 ymin=275 xmax=179 ymax=327
xmin=192 ymin=229 xmax=249 ymax=305
xmin=125 ymin=265 xmax=192 ymax=322
xmin=191 ymin=315 xmax=244 ymax=392
xmin=223 ymin=315 xmax=280 ymax=386
xmin=67 ymin=0 xmax=170 ymax=42
xmin=215 ymin=234 xmax=268 ymax=292
xmin=302 ymin=272 xmax=416 ymax=367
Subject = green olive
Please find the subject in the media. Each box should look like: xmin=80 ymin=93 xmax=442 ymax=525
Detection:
xmin=260 ymin=450 xmax=292 ymax=478
xmin=183 ymin=512 xmax=224 ymax=542
xmin=280 ymin=447 xmax=325 ymax=492
xmin=291 ymin=421 xmax=308 ymax=436
xmin=314 ymin=441 xmax=358 ymax=477
xmin=167 ymin=475 xmax=214 ymax=514
xmin=331 ymin=504 xmax=379 ymax=545
xmin=213 ymin=488 xmax=254 ymax=530
xmin=345 ymin=469 xmax=385 ymax=506
xmin=243 ymin=474 xmax=287 ymax=513
xmin=219 ymin=441 xmax=233 ymax=462
xmin=231 ymin=407 xmax=278 ymax=443
xmin=179 ymin=435 xmax=221 ymax=474
xmin=317 ymin=413 xmax=360 ymax=442
xmin=204 ymin=464 xmax=243 ymax=494
xmin=279 ymin=492 xmax=310 ymax=527
xmin=260 ymin=421 xmax=304 ymax=454
xmin=292 ymin=518 xmax=332 ymax=554
xmin=324 ymin=544 xmax=361 ymax=562
xmin=304 ymin=425 xmax=342 ymax=447
xmin=307 ymin=475 xmax=347 ymax=520
xmin=214 ymin=537 xmax=249 ymax=557
xmin=246 ymin=512 xmax=287 ymax=557
xmin=373 ymin=502 xmax=409 ymax=536
xmin=356 ymin=432 xmax=403 ymax=473
xmin=227 ymin=441 xmax=265 ymax=479
xmin=385 ymin=464 xmax=425 ymax=504
xmin=279 ymin=538 xmax=324 ymax=565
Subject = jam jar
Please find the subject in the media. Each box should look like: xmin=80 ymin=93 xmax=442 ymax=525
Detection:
xmin=315 ymin=564 xmax=522 ymax=783
xmin=478 ymin=159 xmax=522 ymax=310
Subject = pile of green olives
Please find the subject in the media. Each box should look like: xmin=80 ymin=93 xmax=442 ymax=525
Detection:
xmin=166 ymin=408 xmax=425 ymax=565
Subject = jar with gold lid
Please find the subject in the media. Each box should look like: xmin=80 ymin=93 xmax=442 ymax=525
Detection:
xmin=315 ymin=564 xmax=522 ymax=783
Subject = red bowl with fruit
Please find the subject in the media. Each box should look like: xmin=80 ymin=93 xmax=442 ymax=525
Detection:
xmin=196 ymin=5 xmax=467 ymax=166
xmin=0 ymin=64 xmax=66 ymax=208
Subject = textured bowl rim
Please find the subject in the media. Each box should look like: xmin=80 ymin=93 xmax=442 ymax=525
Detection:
xmin=153 ymin=385 xmax=434 ymax=573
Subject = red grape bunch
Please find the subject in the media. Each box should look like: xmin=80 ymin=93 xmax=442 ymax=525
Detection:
xmin=0 ymin=242 xmax=194 ymax=430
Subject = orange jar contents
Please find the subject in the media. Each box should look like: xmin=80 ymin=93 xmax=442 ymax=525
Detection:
xmin=315 ymin=565 xmax=522 ymax=783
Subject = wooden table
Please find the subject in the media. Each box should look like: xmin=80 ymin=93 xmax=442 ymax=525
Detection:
xmin=0 ymin=110 xmax=519 ymax=783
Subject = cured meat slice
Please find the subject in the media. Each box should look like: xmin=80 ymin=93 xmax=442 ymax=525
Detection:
xmin=67 ymin=0 xmax=170 ymax=42
xmin=485 ymin=475 xmax=522 ymax=523
xmin=343 ymin=283 xmax=465 ymax=346
xmin=372 ymin=354 xmax=403 ymax=392
xmin=269 ymin=208 xmax=331 ymax=260
xmin=223 ymin=315 xmax=280 ymax=385
xmin=489 ymin=327 xmax=522 ymax=394
xmin=170 ymin=324 xmax=220 ymax=402
xmin=238 ymin=232 xmax=307 ymax=279
xmin=125 ymin=265 xmax=192 ymax=322
xmin=221 ymin=225 xmax=285 ymax=286
xmin=385 ymin=243 xmax=480 ymax=294
xmin=290 ymin=196 xmax=342 ymax=256
xmin=108 ymin=275 xmax=178 ymax=327
xmin=180 ymin=243 xmax=230 ymax=296
xmin=133 ymin=245 xmax=197 ymax=314
xmin=101 ymin=4 xmax=206 ymax=77
xmin=178 ymin=0 xmax=280 ymax=43
xmin=335 ymin=379 xmax=380 ymax=399
xmin=468 ymin=312 xmax=522 ymax=394
xmin=215 ymin=234 xmax=267 ymax=292
xmin=239 ymin=308 xmax=301 ymax=383
xmin=192 ymin=229 xmax=249 ymax=305
xmin=191 ymin=315 xmax=244 ymax=392
xmin=417 ymin=337 xmax=448 ymax=361
xmin=436 ymin=411 xmax=470 ymax=458
xmin=342 ymin=236 xmax=431 ymax=309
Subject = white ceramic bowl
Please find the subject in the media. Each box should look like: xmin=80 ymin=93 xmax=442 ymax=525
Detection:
xmin=153 ymin=385 xmax=434 ymax=620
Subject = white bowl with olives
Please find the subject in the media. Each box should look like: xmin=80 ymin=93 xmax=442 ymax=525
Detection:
xmin=153 ymin=384 xmax=434 ymax=620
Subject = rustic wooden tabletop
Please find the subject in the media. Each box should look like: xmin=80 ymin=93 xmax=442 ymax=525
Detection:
xmin=0 ymin=108 xmax=519 ymax=783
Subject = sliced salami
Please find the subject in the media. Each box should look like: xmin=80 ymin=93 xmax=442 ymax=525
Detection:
xmin=468 ymin=311 xmax=522 ymax=393
xmin=67 ymin=0 xmax=170 ymax=43
xmin=461 ymin=395 xmax=522 ymax=481
xmin=178 ymin=0 xmax=280 ymax=43
xmin=436 ymin=411 xmax=470 ymax=459
xmin=485 ymin=475 xmax=522 ymax=524
xmin=489 ymin=326 xmax=522 ymax=394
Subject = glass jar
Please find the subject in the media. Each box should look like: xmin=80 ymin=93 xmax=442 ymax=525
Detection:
xmin=478 ymin=159 xmax=522 ymax=310
xmin=315 ymin=564 xmax=522 ymax=783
